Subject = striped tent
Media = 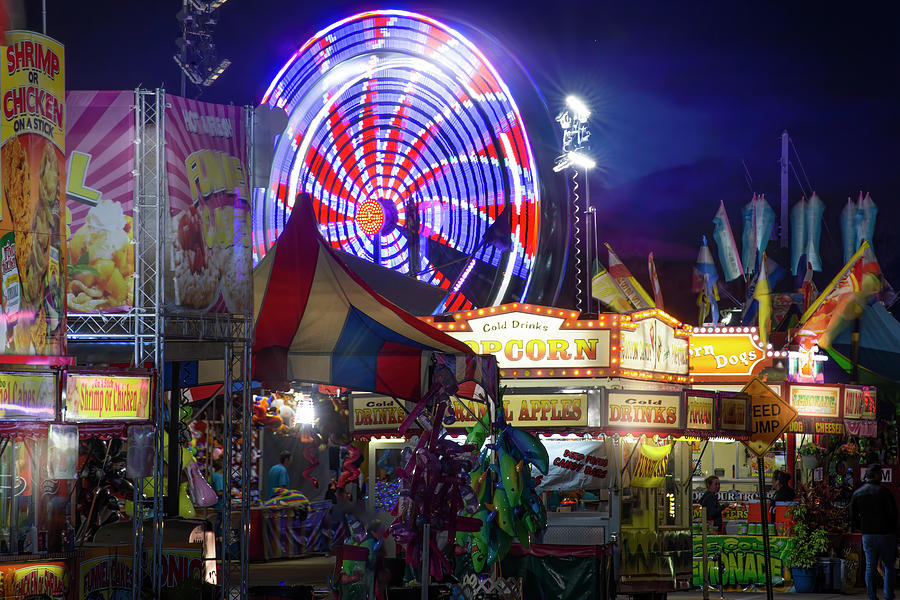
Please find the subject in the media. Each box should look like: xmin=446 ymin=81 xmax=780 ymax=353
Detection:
xmin=253 ymin=194 xmax=497 ymax=402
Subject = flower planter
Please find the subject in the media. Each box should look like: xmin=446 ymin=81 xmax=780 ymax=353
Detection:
xmin=800 ymin=454 xmax=820 ymax=469
xmin=791 ymin=566 xmax=816 ymax=593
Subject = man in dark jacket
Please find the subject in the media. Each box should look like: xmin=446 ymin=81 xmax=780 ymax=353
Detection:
xmin=851 ymin=464 xmax=898 ymax=600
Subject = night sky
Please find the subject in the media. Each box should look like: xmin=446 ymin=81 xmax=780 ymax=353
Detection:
xmin=29 ymin=0 xmax=900 ymax=323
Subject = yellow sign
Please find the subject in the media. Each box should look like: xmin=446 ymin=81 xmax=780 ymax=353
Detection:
xmin=685 ymin=391 xmax=715 ymax=430
xmin=742 ymin=378 xmax=797 ymax=456
xmin=2 ymin=563 xmax=67 ymax=599
xmin=451 ymin=394 xmax=587 ymax=428
xmin=0 ymin=371 xmax=56 ymax=419
xmin=0 ymin=31 xmax=66 ymax=355
xmin=65 ymin=374 xmax=151 ymax=421
xmin=689 ymin=331 xmax=767 ymax=379
xmin=350 ymin=396 xmax=411 ymax=431
xmin=631 ymin=442 xmax=673 ymax=488
xmin=788 ymin=384 xmax=840 ymax=418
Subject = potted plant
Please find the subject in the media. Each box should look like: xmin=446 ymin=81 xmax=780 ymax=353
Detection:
xmin=786 ymin=517 xmax=829 ymax=593
xmin=798 ymin=443 xmax=823 ymax=469
xmin=786 ymin=484 xmax=848 ymax=592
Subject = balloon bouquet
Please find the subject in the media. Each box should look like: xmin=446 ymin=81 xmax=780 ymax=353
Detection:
xmin=389 ymin=366 xmax=550 ymax=582
xmin=456 ymin=398 xmax=550 ymax=572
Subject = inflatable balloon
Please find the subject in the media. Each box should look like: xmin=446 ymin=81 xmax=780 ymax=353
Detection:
xmin=454 ymin=394 xmax=548 ymax=572
xmin=302 ymin=444 xmax=319 ymax=488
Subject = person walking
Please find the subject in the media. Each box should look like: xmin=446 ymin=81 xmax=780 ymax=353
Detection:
xmin=699 ymin=475 xmax=724 ymax=533
xmin=267 ymin=450 xmax=293 ymax=499
xmin=851 ymin=464 xmax=898 ymax=600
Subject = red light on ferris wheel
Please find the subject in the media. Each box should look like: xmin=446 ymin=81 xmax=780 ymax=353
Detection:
xmin=356 ymin=199 xmax=385 ymax=236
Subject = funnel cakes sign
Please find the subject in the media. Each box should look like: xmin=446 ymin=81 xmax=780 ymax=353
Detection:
xmin=164 ymin=96 xmax=251 ymax=314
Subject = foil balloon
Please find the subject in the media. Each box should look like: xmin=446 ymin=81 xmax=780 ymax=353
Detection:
xmin=302 ymin=444 xmax=319 ymax=488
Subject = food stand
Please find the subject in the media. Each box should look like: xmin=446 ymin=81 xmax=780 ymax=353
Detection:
xmin=421 ymin=304 xmax=695 ymax=598
xmin=686 ymin=325 xmax=875 ymax=591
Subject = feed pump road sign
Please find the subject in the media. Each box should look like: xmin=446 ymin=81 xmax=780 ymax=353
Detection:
xmin=741 ymin=378 xmax=797 ymax=457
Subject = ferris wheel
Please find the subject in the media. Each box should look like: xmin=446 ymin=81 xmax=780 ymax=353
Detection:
xmin=255 ymin=10 xmax=546 ymax=313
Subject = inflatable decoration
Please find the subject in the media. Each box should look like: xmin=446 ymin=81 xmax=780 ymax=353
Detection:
xmin=336 ymin=444 xmax=362 ymax=490
xmin=389 ymin=365 xmax=482 ymax=582
xmin=302 ymin=444 xmax=320 ymax=488
xmin=264 ymin=486 xmax=311 ymax=510
xmin=456 ymin=406 xmax=549 ymax=571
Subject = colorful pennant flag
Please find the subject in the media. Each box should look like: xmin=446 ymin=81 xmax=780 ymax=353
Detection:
xmin=605 ymin=243 xmax=654 ymax=309
xmin=755 ymin=252 xmax=772 ymax=348
xmin=741 ymin=194 xmax=775 ymax=276
xmin=790 ymin=193 xmax=825 ymax=275
xmin=647 ymin=252 xmax=664 ymax=309
xmin=798 ymin=240 xmax=885 ymax=348
xmin=712 ymin=200 xmax=743 ymax=281
xmin=693 ymin=236 xmax=719 ymax=325
xmin=591 ymin=262 xmax=633 ymax=313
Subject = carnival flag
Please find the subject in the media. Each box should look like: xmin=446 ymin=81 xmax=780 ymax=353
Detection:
xmin=805 ymin=193 xmax=825 ymax=272
xmin=755 ymin=252 xmax=772 ymax=348
xmin=693 ymin=236 xmax=719 ymax=325
xmin=741 ymin=194 xmax=758 ymax=275
xmin=605 ymin=243 xmax=654 ymax=309
xmin=712 ymin=200 xmax=743 ymax=281
xmin=790 ymin=199 xmax=808 ymax=276
xmin=591 ymin=262 xmax=633 ymax=313
xmin=742 ymin=194 xmax=776 ymax=276
xmin=648 ymin=252 xmax=665 ymax=309
xmin=840 ymin=197 xmax=857 ymax=265
xmin=799 ymin=240 xmax=884 ymax=348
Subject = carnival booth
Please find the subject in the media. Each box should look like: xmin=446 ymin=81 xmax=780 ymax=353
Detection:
xmin=686 ymin=325 xmax=877 ymax=593
xmin=418 ymin=305 xmax=695 ymax=599
xmin=252 ymin=195 xmax=499 ymax=596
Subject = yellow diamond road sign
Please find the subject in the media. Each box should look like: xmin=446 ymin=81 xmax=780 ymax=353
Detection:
xmin=741 ymin=378 xmax=798 ymax=457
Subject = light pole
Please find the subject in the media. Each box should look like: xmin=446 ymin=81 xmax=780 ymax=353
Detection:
xmin=554 ymin=96 xmax=596 ymax=313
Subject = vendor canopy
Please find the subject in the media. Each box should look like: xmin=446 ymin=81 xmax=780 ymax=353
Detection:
xmin=253 ymin=194 xmax=496 ymax=402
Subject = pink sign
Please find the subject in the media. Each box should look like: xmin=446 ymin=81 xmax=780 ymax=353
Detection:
xmin=164 ymin=96 xmax=251 ymax=314
xmin=65 ymin=90 xmax=135 ymax=313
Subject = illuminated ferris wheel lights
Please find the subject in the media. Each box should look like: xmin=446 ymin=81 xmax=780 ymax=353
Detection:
xmin=565 ymin=95 xmax=591 ymax=121
xmin=356 ymin=199 xmax=385 ymax=236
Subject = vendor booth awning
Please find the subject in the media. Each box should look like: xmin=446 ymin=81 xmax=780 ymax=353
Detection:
xmin=253 ymin=194 xmax=496 ymax=401
xmin=830 ymin=301 xmax=900 ymax=382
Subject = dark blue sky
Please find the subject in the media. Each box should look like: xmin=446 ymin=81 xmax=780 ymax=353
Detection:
xmin=36 ymin=0 xmax=900 ymax=322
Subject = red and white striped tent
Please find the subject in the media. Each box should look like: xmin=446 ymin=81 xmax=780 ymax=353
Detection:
xmin=253 ymin=194 xmax=497 ymax=402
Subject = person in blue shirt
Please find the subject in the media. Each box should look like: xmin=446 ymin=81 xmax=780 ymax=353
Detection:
xmin=267 ymin=450 xmax=293 ymax=499
xmin=210 ymin=459 xmax=225 ymax=509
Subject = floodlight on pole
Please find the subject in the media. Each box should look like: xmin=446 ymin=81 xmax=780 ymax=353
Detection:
xmin=567 ymin=151 xmax=596 ymax=170
xmin=565 ymin=95 xmax=591 ymax=122
xmin=555 ymin=94 xmax=595 ymax=314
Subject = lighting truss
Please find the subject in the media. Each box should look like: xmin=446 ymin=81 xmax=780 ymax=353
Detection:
xmin=174 ymin=0 xmax=230 ymax=88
